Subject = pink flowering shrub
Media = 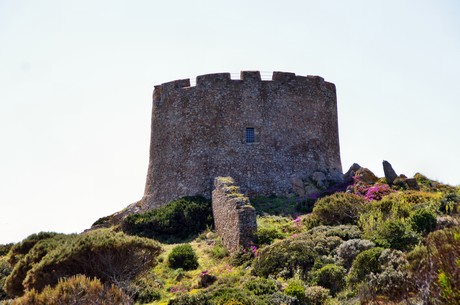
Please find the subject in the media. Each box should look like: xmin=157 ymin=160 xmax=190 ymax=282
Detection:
xmin=352 ymin=175 xmax=394 ymax=202
xmin=364 ymin=184 xmax=394 ymax=201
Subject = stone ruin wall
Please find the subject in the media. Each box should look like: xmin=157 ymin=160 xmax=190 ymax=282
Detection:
xmin=211 ymin=177 xmax=257 ymax=253
xmin=142 ymin=71 xmax=342 ymax=208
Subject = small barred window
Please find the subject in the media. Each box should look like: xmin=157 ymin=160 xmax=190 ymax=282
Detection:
xmin=245 ymin=128 xmax=255 ymax=143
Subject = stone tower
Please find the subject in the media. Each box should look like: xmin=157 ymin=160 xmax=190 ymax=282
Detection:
xmin=142 ymin=71 xmax=342 ymax=209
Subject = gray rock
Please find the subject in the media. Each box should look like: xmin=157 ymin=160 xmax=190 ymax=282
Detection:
xmin=344 ymin=163 xmax=362 ymax=180
xmin=290 ymin=176 xmax=306 ymax=196
xmin=383 ymin=160 xmax=398 ymax=185
xmin=405 ymin=178 xmax=420 ymax=190
xmin=311 ymin=171 xmax=327 ymax=189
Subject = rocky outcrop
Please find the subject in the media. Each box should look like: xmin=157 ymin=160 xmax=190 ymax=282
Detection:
xmin=354 ymin=167 xmax=378 ymax=184
xmin=383 ymin=160 xmax=398 ymax=185
xmin=290 ymin=169 xmax=344 ymax=197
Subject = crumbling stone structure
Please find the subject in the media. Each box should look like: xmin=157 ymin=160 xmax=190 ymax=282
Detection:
xmin=211 ymin=177 xmax=257 ymax=253
xmin=142 ymin=71 xmax=342 ymax=208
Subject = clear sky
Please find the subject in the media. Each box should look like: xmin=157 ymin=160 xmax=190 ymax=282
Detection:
xmin=1 ymin=0 xmax=459 ymax=244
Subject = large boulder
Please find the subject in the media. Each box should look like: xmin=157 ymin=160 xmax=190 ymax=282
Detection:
xmin=354 ymin=167 xmax=378 ymax=184
xmin=382 ymin=160 xmax=398 ymax=185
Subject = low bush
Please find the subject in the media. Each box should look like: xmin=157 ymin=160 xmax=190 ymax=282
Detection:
xmin=122 ymin=196 xmax=213 ymax=241
xmin=439 ymin=192 xmax=460 ymax=214
xmin=283 ymin=277 xmax=305 ymax=301
xmin=408 ymin=227 xmax=460 ymax=304
xmin=252 ymin=238 xmax=316 ymax=279
xmin=6 ymin=232 xmax=60 ymax=266
xmin=372 ymin=219 xmax=420 ymax=251
xmin=335 ymin=239 xmax=375 ymax=269
xmin=5 ymin=234 xmax=69 ymax=297
xmin=409 ymin=208 xmax=437 ymax=235
xmin=267 ymin=292 xmax=300 ymax=305
xmin=304 ymin=286 xmax=330 ymax=305
xmin=0 ymin=257 xmax=12 ymax=300
xmin=210 ymin=242 xmax=229 ymax=260
xmin=0 ymin=243 xmax=13 ymax=257
xmin=243 ymin=277 xmax=278 ymax=296
xmin=306 ymin=225 xmax=362 ymax=240
xmin=129 ymin=273 xmax=162 ymax=304
xmin=10 ymin=274 xmax=131 ymax=305
xmin=230 ymin=248 xmax=256 ymax=267
xmin=348 ymin=247 xmax=384 ymax=285
xmin=363 ymin=249 xmax=410 ymax=301
xmin=10 ymin=229 xmax=161 ymax=295
xmin=170 ymin=288 xmax=260 ymax=305
xmin=312 ymin=193 xmax=365 ymax=225
xmin=168 ymin=245 xmax=198 ymax=270
xmin=309 ymin=264 xmax=346 ymax=295
xmin=256 ymin=227 xmax=285 ymax=246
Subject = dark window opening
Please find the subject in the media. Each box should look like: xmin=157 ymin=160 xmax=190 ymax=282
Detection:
xmin=245 ymin=128 xmax=255 ymax=143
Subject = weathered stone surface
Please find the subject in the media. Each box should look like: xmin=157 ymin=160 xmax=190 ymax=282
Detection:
xmin=344 ymin=163 xmax=362 ymax=180
xmin=383 ymin=160 xmax=398 ymax=185
xmin=290 ymin=176 xmax=306 ymax=196
xmin=211 ymin=177 xmax=257 ymax=253
xmin=142 ymin=71 xmax=342 ymax=208
xmin=354 ymin=167 xmax=378 ymax=184
xmin=311 ymin=171 xmax=327 ymax=189
xmin=405 ymin=178 xmax=420 ymax=190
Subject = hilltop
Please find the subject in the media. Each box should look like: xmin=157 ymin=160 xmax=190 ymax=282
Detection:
xmin=0 ymin=165 xmax=459 ymax=304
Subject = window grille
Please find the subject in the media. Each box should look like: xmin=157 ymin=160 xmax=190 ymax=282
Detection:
xmin=245 ymin=128 xmax=255 ymax=143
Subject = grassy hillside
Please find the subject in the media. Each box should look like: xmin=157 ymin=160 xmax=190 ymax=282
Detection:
xmin=1 ymin=173 xmax=459 ymax=304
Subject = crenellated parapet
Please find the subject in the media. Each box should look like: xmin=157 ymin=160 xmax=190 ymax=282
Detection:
xmin=143 ymin=71 xmax=342 ymax=209
xmin=152 ymin=71 xmax=336 ymax=105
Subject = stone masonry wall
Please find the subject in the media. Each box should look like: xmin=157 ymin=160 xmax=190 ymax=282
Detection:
xmin=142 ymin=71 xmax=342 ymax=208
xmin=211 ymin=177 xmax=257 ymax=253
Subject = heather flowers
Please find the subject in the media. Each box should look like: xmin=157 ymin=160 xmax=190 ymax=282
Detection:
xmin=364 ymin=183 xmax=394 ymax=201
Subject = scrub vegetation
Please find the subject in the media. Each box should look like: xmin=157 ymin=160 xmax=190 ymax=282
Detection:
xmin=0 ymin=173 xmax=459 ymax=304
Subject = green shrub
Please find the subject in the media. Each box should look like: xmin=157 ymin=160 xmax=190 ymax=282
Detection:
xmin=6 ymin=232 xmax=60 ymax=266
xmin=10 ymin=275 xmax=131 ymax=305
xmin=210 ymin=288 xmax=265 ymax=305
xmin=309 ymin=264 xmax=346 ymax=295
xmin=168 ymin=292 xmax=210 ymax=305
xmin=372 ymin=219 xmax=420 ymax=251
xmin=348 ymin=247 xmax=384 ymax=285
xmin=408 ymin=227 xmax=460 ymax=303
xmin=0 ymin=243 xmax=13 ymax=257
xmin=133 ymin=286 xmax=161 ymax=304
xmin=243 ymin=277 xmax=278 ymax=296
xmin=122 ymin=196 xmax=213 ymax=241
xmin=252 ymin=238 xmax=316 ymax=279
xmin=409 ymin=208 xmax=437 ymax=235
xmin=335 ymin=239 xmax=375 ymax=269
xmin=210 ymin=242 xmax=229 ymax=259
xmin=0 ymin=257 xmax=12 ymax=300
xmin=5 ymin=234 xmax=69 ymax=297
xmin=267 ymin=292 xmax=299 ymax=305
xmin=360 ymin=249 xmax=411 ymax=302
xmin=256 ymin=227 xmax=285 ymax=246
xmin=307 ymin=225 xmax=362 ymax=240
xmin=439 ymin=192 xmax=460 ymax=214
xmin=283 ymin=277 xmax=305 ymax=301
xmin=11 ymin=229 xmax=161 ymax=295
xmin=304 ymin=286 xmax=330 ymax=305
xmin=312 ymin=193 xmax=365 ymax=225
xmin=168 ymin=245 xmax=198 ymax=270
xmin=129 ymin=273 xmax=161 ymax=304
xmin=230 ymin=248 xmax=256 ymax=268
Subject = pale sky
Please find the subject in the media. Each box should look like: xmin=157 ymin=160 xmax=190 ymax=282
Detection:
xmin=1 ymin=0 xmax=459 ymax=244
